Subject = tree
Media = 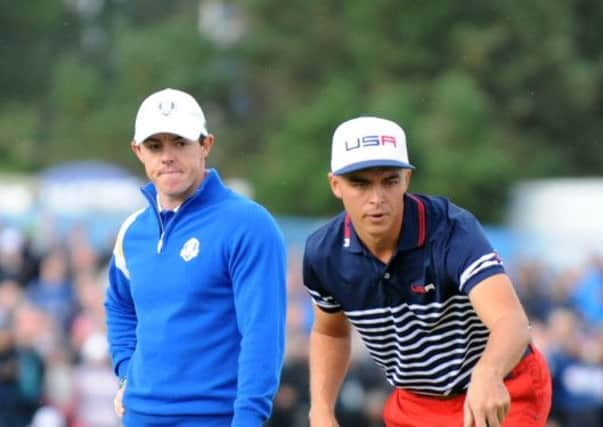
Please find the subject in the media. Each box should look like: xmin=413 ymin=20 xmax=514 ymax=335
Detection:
xmin=1 ymin=0 xmax=602 ymax=222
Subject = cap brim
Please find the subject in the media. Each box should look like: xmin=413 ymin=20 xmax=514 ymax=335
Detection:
xmin=134 ymin=120 xmax=207 ymax=145
xmin=333 ymin=160 xmax=415 ymax=176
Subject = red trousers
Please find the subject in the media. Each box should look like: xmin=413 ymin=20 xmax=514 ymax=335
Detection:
xmin=382 ymin=345 xmax=552 ymax=427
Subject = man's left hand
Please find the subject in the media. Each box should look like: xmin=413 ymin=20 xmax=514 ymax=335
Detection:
xmin=463 ymin=365 xmax=510 ymax=427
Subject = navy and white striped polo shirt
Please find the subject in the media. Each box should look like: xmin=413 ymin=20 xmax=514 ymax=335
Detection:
xmin=303 ymin=193 xmax=505 ymax=396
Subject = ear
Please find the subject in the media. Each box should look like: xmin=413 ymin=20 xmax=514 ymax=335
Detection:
xmin=201 ymin=134 xmax=215 ymax=158
xmin=328 ymin=172 xmax=343 ymax=200
xmin=403 ymin=169 xmax=412 ymax=189
xmin=131 ymin=142 xmax=145 ymax=164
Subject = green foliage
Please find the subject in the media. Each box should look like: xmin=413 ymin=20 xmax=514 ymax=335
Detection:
xmin=1 ymin=0 xmax=602 ymax=222
xmin=0 ymin=0 xmax=75 ymax=100
xmin=243 ymin=0 xmax=603 ymax=221
xmin=0 ymin=105 xmax=39 ymax=171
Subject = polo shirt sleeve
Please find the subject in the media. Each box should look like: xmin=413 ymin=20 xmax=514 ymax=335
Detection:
xmin=302 ymin=242 xmax=342 ymax=313
xmin=443 ymin=209 xmax=506 ymax=294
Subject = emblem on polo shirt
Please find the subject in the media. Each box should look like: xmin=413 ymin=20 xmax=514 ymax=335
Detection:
xmin=410 ymin=283 xmax=435 ymax=294
xmin=180 ymin=237 xmax=200 ymax=262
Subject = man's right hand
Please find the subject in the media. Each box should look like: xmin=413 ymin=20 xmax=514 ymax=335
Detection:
xmin=113 ymin=380 xmax=126 ymax=418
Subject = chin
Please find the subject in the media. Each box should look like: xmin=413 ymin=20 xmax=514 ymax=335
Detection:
xmin=156 ymin=184 xmax=184 ymax=198
xmin=371 ymin=220 xmax=395 ymax=233
xmin=365 ymin=216 xmax=389 ymax=227
xmin=158 ymin=178 xmax=184 ymax=190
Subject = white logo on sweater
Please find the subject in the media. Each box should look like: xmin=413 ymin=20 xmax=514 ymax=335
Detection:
xmin=180 ymin=238 xmax=200 ymax=262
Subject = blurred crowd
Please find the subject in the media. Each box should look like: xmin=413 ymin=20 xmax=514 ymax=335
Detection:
xmin=0 ymin=222 xmax=601 ymax=427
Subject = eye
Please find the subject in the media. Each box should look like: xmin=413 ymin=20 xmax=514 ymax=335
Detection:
xmin=147 ymin=143 xmax=160 ymax=151
xmin=351 ymin=181 xmax=368 ymax=189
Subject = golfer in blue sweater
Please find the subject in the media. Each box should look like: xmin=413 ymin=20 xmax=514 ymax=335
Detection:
xmin=105 ymin=88 xmax=287 ymax=426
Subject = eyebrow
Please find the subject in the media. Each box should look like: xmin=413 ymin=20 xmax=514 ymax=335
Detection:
xmin=383 ymin=172 xmax=402 ymax=180
xmin=345 ymin=175 xmax=371 ymax=183
xmin=345 ymin=171 xmax=401 ymax=183
xmin=143 ymin=135 xmax=185 ymax=144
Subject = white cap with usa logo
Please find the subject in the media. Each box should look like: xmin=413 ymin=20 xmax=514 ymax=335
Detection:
xmin=330 ymin=116 xmax=415 ymax=175
xmin=133 ymin=88 xmax=208 ymax=145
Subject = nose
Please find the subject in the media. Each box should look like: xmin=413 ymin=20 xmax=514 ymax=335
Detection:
xmin=160 ymin=145 xmax=176 ymax=163
xmin=368 ymin=185 xmax=385 ymax=205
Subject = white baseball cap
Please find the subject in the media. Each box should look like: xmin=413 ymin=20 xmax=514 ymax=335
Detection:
xmin=330 ymin=116 xmax=415 ymax=175
xmin=133 ymin=88 xmax=208 ymax=144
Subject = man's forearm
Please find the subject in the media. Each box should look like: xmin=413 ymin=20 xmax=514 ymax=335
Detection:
xmin=309 ymin=330 xmax=351 ymax=416
xmin=474 ymin=313 xmax=531 ymax=378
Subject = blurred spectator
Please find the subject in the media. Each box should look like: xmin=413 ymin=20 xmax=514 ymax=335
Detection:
xmin=65 ymin=224 xmax=101 ymax=278
xmin=546 ymin=308 xmax=603 ymax=427
xmin=268 ymin=334 xmax=310 ymax=427
xmin=28 ymin=406 xmax=66 ymax=427
xmin=12 ymin=302 xmax=65 ymax=422
xmin=570 ymin=254 xmax=603 ymax=328
xmin=26 ymin=249 xmax=76 ymax=333
xmin=0 ymin=227 xmax=37 ymax=286
xmin=70 ymin=332 xmax=120 ymax=427
xmin=267 ymin=252 xmax=312 ymax=427
xmin=334 ymin=333 xmax=390 ymax=427
xmin=286 ymin=247 xmax=314 ymax=335
xmin=12 ymin=303 xmax=58 ymax=359
xmin=0 ymin=311 xmax=44 ymax=427
xmin=513 ymin=259 xmax=555 ymax=322
xmin=0 ymin=217 xmax=601 ymax=426
xmin=0 ymin=280 xmax=23 ymax=316
xmin=548 ymin=268 xmax=582 ymax=311
xmin=70 ymin=274 xmax=107 ymax=353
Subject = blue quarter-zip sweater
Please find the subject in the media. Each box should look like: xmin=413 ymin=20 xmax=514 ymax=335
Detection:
xmin=104 ymin=169 xmax=287 ymax=426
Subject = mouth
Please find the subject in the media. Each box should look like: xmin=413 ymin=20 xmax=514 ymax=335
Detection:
xmin=159 ymin=170 xmax=181 ymax=176
xmin=366 ymin=212 xmax=387 ymax=220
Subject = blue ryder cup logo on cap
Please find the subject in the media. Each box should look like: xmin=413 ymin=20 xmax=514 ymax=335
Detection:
xmin=158 ymin=100 xmax=176 ymax=116
xmin=331 ymin=116 xmax=415 ymax=175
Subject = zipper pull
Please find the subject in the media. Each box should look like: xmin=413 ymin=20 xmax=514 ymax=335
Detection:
xmin=157 ymin=235 xmax=164 ymax=253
